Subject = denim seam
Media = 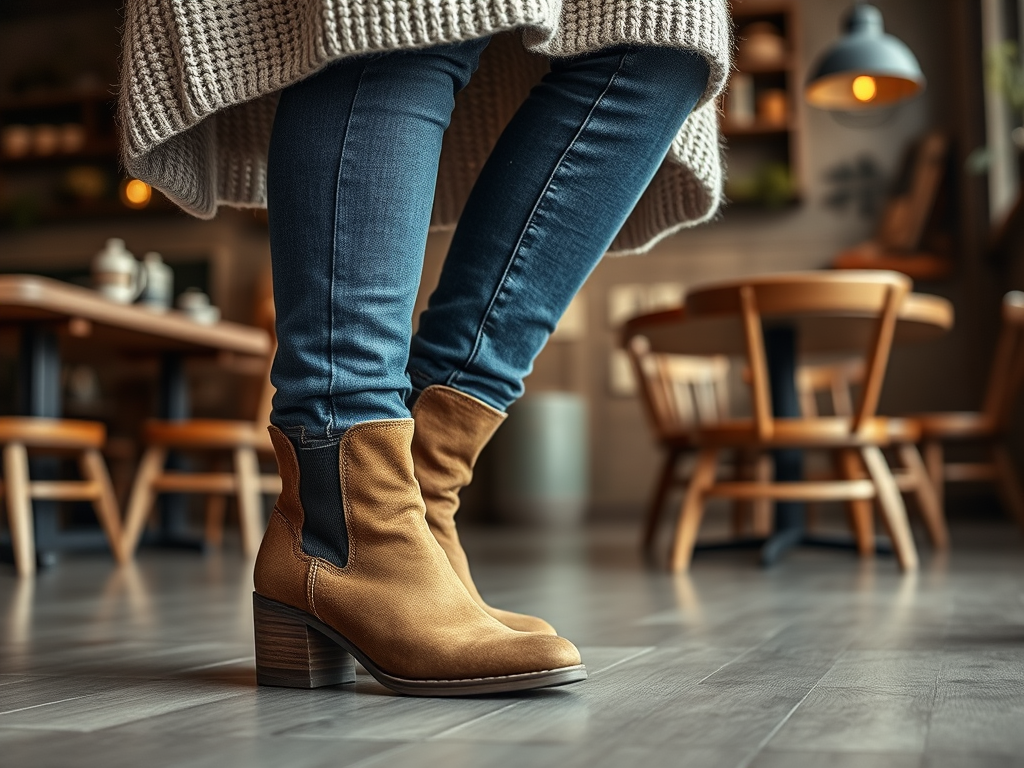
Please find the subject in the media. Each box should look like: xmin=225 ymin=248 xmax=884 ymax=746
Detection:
xmin=449 ymin=50 xmax=631 ymax=387
xmin=281 ymin=425 xmax=341 ymax=449
xmin=327 ymin=64 xmax=370 ymax=440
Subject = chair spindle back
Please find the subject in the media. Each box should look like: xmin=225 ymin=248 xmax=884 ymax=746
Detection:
xmin=682 ymin=272 xmax=912 ymax=439
xmin=625 ymin=335 xmax=730 ymax=441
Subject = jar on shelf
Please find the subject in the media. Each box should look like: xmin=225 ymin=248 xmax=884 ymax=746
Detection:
xmin=737 ymin=22 xmax=787 ymax=69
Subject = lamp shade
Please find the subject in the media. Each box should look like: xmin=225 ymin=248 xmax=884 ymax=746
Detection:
xmin=805 ymin=3 xmax=925 ymax=110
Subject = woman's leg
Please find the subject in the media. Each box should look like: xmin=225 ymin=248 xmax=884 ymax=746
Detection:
xmin=268 ymin=40 xmax=490 ymax=442
xmin=406 ymin=45 xmax=709 ymax=630
xmin=267 ymin=39 xmax=490 ymax=567
xmin=259 ymin=39 xmax=586 ymax=696
xmin=408 ymin=45 xmax=710 ymax=406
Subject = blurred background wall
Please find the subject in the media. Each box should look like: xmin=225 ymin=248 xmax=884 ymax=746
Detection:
xmin=0 ymin=0 xmax=1017 ymax=522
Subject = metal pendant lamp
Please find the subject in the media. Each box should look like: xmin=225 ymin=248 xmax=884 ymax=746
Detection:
xmin=805 ymin=3 xmax=925 ymax=110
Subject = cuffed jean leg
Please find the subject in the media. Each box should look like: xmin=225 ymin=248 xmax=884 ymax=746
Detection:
xmin=267 ymin=38 xmax=490 ymax=445
xmin=408 ymin=46 xmax=710 ymax=411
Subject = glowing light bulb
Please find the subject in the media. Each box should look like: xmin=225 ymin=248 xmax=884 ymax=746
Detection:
xmin=121 ymin=178 xmax=152 ymax=208
xmin=852 ymin=75 xmax=877 ymax=103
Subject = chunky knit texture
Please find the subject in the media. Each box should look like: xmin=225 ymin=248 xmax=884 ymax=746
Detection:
xmin=120 ymin=0 xmax=731 ymax=254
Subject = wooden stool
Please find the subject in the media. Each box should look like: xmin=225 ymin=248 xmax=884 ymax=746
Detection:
xmin=122 ymin=420 xmax=281 ymax=558
xmin=123 ymin=275 xmax=280 ymax=559
xmin=0 ymin=417 xmax=125 ymax=576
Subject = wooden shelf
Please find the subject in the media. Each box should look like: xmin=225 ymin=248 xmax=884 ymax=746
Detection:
xmin=0 ymin=87 xmax=131 ymax=226
xmin=722 ymin=1 xmax=803 ymax=211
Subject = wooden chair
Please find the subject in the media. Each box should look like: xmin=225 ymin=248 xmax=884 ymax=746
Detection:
xmin=122 ymin=284 xmax=281 ymax=559
xmin=797 ymin=360 xmax=949 ymax=550
xmin=0 ymin=418 xmax=124 ymax=576
xmin=665 ymin=271 xmax=920 ymax=572
xmin=624 ymin=336 xmax=773 ymax=554
xmin=916 ymin=291 xmax=1024 ymax=530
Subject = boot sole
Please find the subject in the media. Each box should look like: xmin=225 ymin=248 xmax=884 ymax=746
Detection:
xmin=253 ymin=593 xmax=587 ymax=697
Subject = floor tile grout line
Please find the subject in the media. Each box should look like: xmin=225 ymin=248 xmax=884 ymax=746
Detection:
xmin=696 ymin=643 xmax=762 ymax=685
xmin=427 ymin=701 xmax=525 ymax=741
xmin=0 ymin=696 xmax=87 ymax=716
xmin=735 ymin=676 xmax=826 ymax=768
xmin=920 ymin=652 xmax=945 ymax=754
xmin=0 ymin=677 xmax=33 ymax=688
xmin=734 ymin=645 xmax=851 ymax=768
xmin=695 ymin=619 xmax=801 ymax=685
xmin=587 ymin=646 xmax=656 ymax=676
xmin=178 ymin=656 xmax=254 ymax=673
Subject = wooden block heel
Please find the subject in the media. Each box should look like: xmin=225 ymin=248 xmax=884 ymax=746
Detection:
xmin=253 ymin=593 xmax=356 ymax=688
xmin=253 ymin=592 xmax=586 ymax=696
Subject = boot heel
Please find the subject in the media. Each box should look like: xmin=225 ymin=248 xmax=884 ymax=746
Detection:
xmin=253 ymin=593 xmax=356 ymax=688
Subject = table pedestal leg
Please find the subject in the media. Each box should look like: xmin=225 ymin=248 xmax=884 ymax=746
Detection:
xmin=760 ymin=326 xmax=805 ymax=566
xmin=18 ymin=326 xmax=61 ymax=567
xmin=140 ymin=353 xmax=205 ymax=551
xmin=758 ymin=325 xmax=892 ymax=566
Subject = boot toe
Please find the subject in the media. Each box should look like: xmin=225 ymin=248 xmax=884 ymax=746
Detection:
xmin=489 ymin=607 xmax=558 ymax=635
xmin=525 ymin=633 xmax=583 ymax=671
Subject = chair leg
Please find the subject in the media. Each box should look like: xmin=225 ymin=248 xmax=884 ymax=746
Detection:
xmin=3 ymin=443 xmax=35 ymax=577
xmin=234 ymin=447 xmax=264 ymax=559
xmin=861 ymin=446 xmax=919 ymax=571
xmin=669 ymin=448 xmax=719 ymax=573
xmin=751 ymin=454 xmax=773 ymax=536
xmin=642 ymin=451 xmax=680 ymax=556
xmin=730 ymin=451 xmax=755 ymax=537
xmin=923 ymin=440 xmax=945 ymax=514
xmin=80 ymin=449 xmax=127 ymax=564
xmin=201 ymin=456 xmax=228 ymax=549
xmin=204 ymin=494 xmax=228 ymax=548
xmin=897 ymin=442 xmax=949 ymax=550
xmin=730 ymin=452 xmax=772 ymax=537
xmin=122 ymin=446 xmax=167 ymax=558
xmin=992 ymin=443 xmax=1024 ymax=532
xmin=839 ymin=449 xmax=875 ymax=558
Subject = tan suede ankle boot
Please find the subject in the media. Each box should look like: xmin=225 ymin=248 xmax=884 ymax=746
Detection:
xmin=411 ymin=385 xmax=557 ymax=635
xmin=253 ymin=420 xmax=586 ymax=696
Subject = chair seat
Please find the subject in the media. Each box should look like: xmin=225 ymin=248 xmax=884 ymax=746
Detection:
xmin=912 ymin=412 xmax=996 ymax=440
xmin=143 ymin=419 xmax=272 ymax=451
xmin=693 ymin=417 xmax=892 ymax=448
xmin=886 ymin=417 xmax=922 ymax=443
xmin=0 ymin=417 xmax=105 ymax=449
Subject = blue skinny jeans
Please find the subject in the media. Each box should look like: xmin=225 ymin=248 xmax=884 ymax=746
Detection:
xmin=267 ymin=37 xmax=709 ymax=444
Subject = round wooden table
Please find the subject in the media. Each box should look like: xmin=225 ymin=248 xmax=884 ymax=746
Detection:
xmin=630 ymin=290 xmax=953 ymax=358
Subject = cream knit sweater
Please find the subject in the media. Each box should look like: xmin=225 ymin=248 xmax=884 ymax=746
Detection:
xmin=120 ymin=0 xmax=731 ymax=254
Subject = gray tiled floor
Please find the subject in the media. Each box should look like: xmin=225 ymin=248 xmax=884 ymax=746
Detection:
xmin=2 ymin=521 xmax=1024 ymax=767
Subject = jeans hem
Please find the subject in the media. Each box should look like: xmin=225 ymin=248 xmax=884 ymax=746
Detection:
xmin=275 ymin=425 xmax=342 ymax=450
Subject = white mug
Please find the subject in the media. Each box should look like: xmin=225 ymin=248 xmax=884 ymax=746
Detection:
xmin=92 ymin=238 xmax=147 ymax=304
xmin=177 ymin=287 xmax=221 ymax=325
xmin=141 ymin=251 xmax=174 ymax=312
